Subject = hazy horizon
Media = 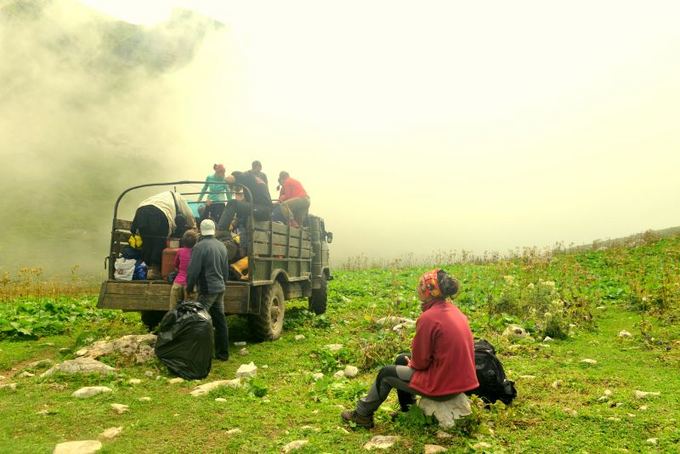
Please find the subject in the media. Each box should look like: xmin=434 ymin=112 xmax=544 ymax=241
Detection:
xmin=1 ymin=0 xmax=679 ymax=276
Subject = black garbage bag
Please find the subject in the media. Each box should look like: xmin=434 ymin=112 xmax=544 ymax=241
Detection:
xmin=154 ymin=301 xmax=214 ymax=380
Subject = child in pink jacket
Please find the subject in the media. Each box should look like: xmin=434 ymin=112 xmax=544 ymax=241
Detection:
xmin=169 ymin=230 xmax=198 ymax=309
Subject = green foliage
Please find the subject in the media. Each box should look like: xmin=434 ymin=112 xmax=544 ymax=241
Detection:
xmin=0 ymin=297 xmax=125 ymax=340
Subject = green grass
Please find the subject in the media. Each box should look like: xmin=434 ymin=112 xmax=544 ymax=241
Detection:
xmin=1 ymin=237 xmax=679 ymax=452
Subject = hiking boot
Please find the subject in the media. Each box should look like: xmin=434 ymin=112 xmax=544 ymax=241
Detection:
xmin=341 ymin=410 xmax=374 ymax=429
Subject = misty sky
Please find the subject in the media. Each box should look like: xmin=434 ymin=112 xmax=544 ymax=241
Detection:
xmin=2 ymin=0 xmax=680 ymax=273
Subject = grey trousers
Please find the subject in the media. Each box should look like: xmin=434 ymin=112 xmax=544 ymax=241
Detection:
xmin=197 ymin=292 xmax=229 ymax=360
xmin=356 ymin=354 xmax=417 ymax=417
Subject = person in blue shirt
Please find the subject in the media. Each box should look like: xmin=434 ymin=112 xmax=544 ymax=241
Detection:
xmin=198 ymin=164 xmax=232 ymax=222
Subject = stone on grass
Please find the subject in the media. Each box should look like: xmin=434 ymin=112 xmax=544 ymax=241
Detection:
xmin=53 ymin=440 xmax=102 ymax=454
xmin=294 ymin=334 xmax=305 ymax=341
xmin=0 ymin=383 xmax=17 ymax=391
xmin=0 ymin=375 xmax=6 ymax=380
xmin=128 ymin=378 xmax=142 ymax=385
xmin=215 ymin=398 xmax=227 ymax=403
xmin=472 ymin=442 xmax=492 ymax=450
xmin=239 ymin=348 xmax=249 ymax=356
xmin=435 ymin=430 xmax=453 ymax=440
xmin=551 ymin=380 xmax=562 ymax=389
xmin=603 ymin=389 xmax=612 ymax=397
xmin=42 ymin=358 xmax=115 ymax=377
xmin=72 ymin=386 xmax=112 ymax=399
xmin=343 ymin=366 xmax=359 ymax=378
xmin=634 ymin=390 xmax=660 ymax=399
xmin=363 ymin=436 xmax=400 ymax=450
xmin=236 ymin=362 xmax=257 ymax=378
xmin=580 ymin=359 xmax=597 ymax=365
xmin=18 ymin=371 xmax=35 ymax=378
xmin=190 ymin=379 xmax=241 ymax=397
xmin=27 ymin=359 xmax=54 ymax=369
xmin=225 ymin=428 xmax=241 ymax=435
xmin=76 ymin=334 xmax=157 ymax=364
xmin=282 ymin=439 xmax=308 ymax=453
xmin=168 ymin=377 xmax=184 ymax=384
xmin=325 ymin=344 xmax=343 ymax=352
xmin=646 ymin=438 xmax=658 ymax=446
xmin=98 ymin=427 xmax=123 ymax=440
xmin=234 ymin=341 xmax=247 ymax=346
xmin=311 ymin=373 xmax=324 ymax=381
xmin=139 ymin=397 xmax=152 ymax=402
xmin=639 ymin=405 xmax=648 ymax=411
xmin=502 ymin=325 xmax=527 ymax=339
xmin=333 ymin=370 xmax=345 ymax=379
xmin=519 ymin=375 xmax=535 ymax=380
xmin=618 ymin=330 xmax=632 ymax=338
xmin=418 ymin=394 xmax=471 ymax=428
xmin=543 ymin=336 xmax=553 ymax=342
xmin=110 ymin=404 xmax=129 ymax=414
xmin=144 ymin=371 xmax=154 ymax=378
xmin=424 ymin=445 xmax=447 ymax=454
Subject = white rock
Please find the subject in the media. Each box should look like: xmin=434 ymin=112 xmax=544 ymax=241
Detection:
xmin=543 ymin=336 xmax=553 ymax=342
xmin=215 ymin=398 xmax=227 ymax=402
xmin=343 ymin=366 xmax=359 ymax=378
xmin=18 ymin=371 xmax=35 ymax=378
xmin=41 ymin=358 xmax=116 ymax=377
xmin=618 ymin=330 xmax=632 ymax=338
xmin=27 ymin=359 xmax=54 ymax=369
xmin=168 ymin=378 xmax=184 ymax=384
xmin=473 ymin=442 xmax=492 ymax=450
xmin=363 ymin=436 xmax=400 ymax=450
xmin=294 ymin=335 xmax=306 ymax=341
xmin=418 ymin=394 xmax=472 ymax=428
xmin=234 ymin=341 xmax=247 ymax=346
xmin=435 ymin=430 xmax=453 ymax=440
xmin=634 ymin=390 xmax=660 ymax=399
xmin=424 ymin=445 xmax=447 ymax=454
xmin=502 ymin=325 xmax=527 ymax=339
xmin=236 ymin=362 xmax=257 ymax=378
xmin=580 ymin=359 xmax=597 ymax=365
xmin=639 ymin=405 xmax=648 ymax=411
xmin=0 ymin=383 xmax=17 ymax=391
xmin=110 ymin=404 xmax=129 ymax=414
xmin=53 ymin=440 xmax=102 ymax=454
xmin=325 ymin=344 xmax=344 ymax=352
xmin=311 ymin=373 xmax=324 ymax=381
xmin=597 ymin=396 xmax=609 ymax=403
xmin=603 ymin=389 xmax=612 ymax=397
xmin=519 ymin=375 xmax=536 ymax=380
xmin=0 ymin=375 xmax=5 ymax=380
xmin=646 ymin=438 xmax=658 ymax=446
xmin=98 ymin=427 xmax=122 ymax=440
xmin=78 ymin=334 xmax=157 ymax=364
xmin=75 ymin=349 xmax=88 ymax=357
xmin=551 ymin=380 xmax=563 ymax=389
xmin=261 ymin=365 xmax=269 ymax=369
xmin=191 ymin=379 xmax=241 ymax=397
xmin=282 ymin=439 xmax=309 ymax=453
xmin=139 ymin=397 xmax=152 ymax=402
xmin=333 ymin=370 xmax=345 ymax=379
xmin=225 ymin=428 xmax=242 ymax=435
xmin=144 ymin=371 xmax=154 ymax=378
xmin=72 ymin=386 xmax=112 ymax=399
xmin=607 ymin=417 xmax=621 ymax=422
xmin=239 ymin=348 xmax=249 ymax=356
xmin=128 ymin=378 xmax=142 ymax=385
xmin=596 ymin=306 xmax=606 ymax=310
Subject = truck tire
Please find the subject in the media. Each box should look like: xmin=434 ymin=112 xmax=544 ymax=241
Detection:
xmin=249 ymin=282 xmax=285 ymax=341
xmin=308 ymin=275 xmax=327 ymax=315
xmin=140 ymin=310 xmax=166 ymax=332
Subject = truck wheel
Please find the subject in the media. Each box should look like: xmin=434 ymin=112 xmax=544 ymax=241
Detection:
xmin=308 ymin=275 xmax=327 ymax=315
xmin=249 ymin=282 xmax=285 ymax=341
xmin=140 ymin=311 xmax=166 ymax=332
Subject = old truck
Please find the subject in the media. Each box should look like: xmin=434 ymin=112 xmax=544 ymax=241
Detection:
xmin=97 ymin=181 xmax=332 ymax=340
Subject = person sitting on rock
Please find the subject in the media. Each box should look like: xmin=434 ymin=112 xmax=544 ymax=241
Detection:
xmin=341 ymin=269 xmax=479 ymax=428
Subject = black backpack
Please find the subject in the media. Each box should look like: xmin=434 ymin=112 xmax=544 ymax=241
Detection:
xmin=466 ymin=339 xmax=517 ymax=405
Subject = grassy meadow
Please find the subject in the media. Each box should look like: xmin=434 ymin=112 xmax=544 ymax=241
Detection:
xmin=1 ymin=234 xmax=679 ymax=453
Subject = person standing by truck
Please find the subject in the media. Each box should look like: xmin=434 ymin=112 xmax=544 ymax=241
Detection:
xmin=186 ymin=219 xmax=230 ymax=361
xmin=198 ymin=164 xmax=232 ymax=223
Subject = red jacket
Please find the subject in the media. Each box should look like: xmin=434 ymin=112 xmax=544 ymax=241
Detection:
xmin=408 ymin=300 xmax=479 ymax=396
xmin=279 ymin=177 xmax=307 ymax=202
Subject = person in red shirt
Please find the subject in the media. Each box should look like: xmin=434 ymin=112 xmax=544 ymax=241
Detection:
xmin=342 ymin=269 xmax=479 ymax=428
xmin=274 ymin=171 xmax=310 ymax=227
